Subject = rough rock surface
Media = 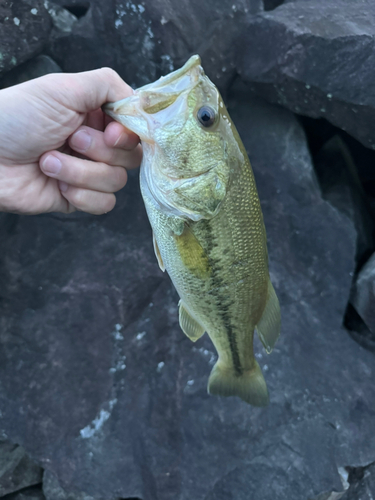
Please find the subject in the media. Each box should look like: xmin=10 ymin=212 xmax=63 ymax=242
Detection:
xmin=0 ymin=80 xmax=374 ymax=499
xmin=238 ymin=0 xmax=375 ymax=149
xmin=341 ymin=463 xmax=375 ymax=500
xmin=46 ymin=0 xmax=262 ymax=92
xmin=43 ymin=470 xmax=100 ymax=500
xmin=0 ymin=55 xmax=61 ymax=89
xmin=351 ymin=254 xmax=375 ymax=335
xmin=0 ymin=0 xmax=52 ymax=76
xmin=0 ymin=441 xmax=43 ymax=497
xmin=5 ymin=486 xmax=46 ymax=500
xmin=313 ymin=136 xmax=374 ymax=265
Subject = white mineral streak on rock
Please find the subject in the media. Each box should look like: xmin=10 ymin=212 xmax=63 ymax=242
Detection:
xmin=337 ymin=467 xmax=350 ymax=490
xmin=161 ymin=54 xmax=174 ymax=72
xmin=80 ymin=399 xmax=118 ymax=439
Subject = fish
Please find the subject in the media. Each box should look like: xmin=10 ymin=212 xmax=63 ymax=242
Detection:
xmin=104 ymin=55 xmax=281 ymax=406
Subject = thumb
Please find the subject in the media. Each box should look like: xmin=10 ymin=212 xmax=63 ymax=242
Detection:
xmin=37 ymin=67 xmax=134 ymax=114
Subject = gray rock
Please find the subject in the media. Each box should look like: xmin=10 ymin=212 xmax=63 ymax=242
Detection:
xmin=44 ymin=1 xmax=78 ymax=33
xmin=0 ymin=0 xmax=52 ymax=76
xmin=0 ymin=55 xmax=62 ymax=89
xmin=43 ymin=470 xmax=100 ymax=500
xmin=341 ymin=463 xmax=375 ymax=500
xmin=313 ymin=135 xmax=374 ymax=266
xmin=46 ymin=0 xmax=262 ymax=92
xmin=238 ymin=0 xmax=375 ymax=149
xmin=309 ymin=467 xmax=349 ymax=499
xmin=312 ymin=493 xmax=345 ymax=500
xmin=263 ymin=0 xmax=284 ymax=9
xmin=351 ymin=254 xmax=375 ymax=335
xmin=0 ymin=441 xmax=43 ymax=496
xmin=0 ymin=82 xmax=374 ymax=500
xmin=5 ymin=486 xmax=46 ymax=500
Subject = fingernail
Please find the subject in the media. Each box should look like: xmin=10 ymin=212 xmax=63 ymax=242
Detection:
xmin=71 ymin=129 xmax=92 ymax=151
xmin=42 ymin=155 xmax=62 ymax=175
xmin=114 ymin=133 xmax=125 ymax=147
xmin=59 ymin=181 xmax=68 ymax=193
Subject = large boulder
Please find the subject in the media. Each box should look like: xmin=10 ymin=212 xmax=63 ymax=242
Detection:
xmin=351 ymin=253 xmax=375 ymax=336
xmin=341 ymin=463 xmax=375 ymax=500
xmin=0 ymin=0 xmax=52 ymax=76
xmin=0 ymin=79 xmax=374 ymax=499
xmin=43 ymin=470 xmax=102 ymax=500
xmin=313 ymin=135 xmax=374 ymax=266
xmin=0 ymin=441 xmax=43 ymax=497
xmin=5 ymin=487 xmax=46 ymax=500
xmin=0 ymin=55 xmax=62 ymax=89
xmin=237 ymin=0 xmax=375 ymax=149
xmin=46 ymin=0 xmax=262 ymax=92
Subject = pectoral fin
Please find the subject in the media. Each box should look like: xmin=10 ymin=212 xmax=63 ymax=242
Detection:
xmin=256 ymin=280 xmax=281 ymax=354
xmin=179 ymin=300 xmax=205 ymax=342
xmin=174 ymin=225 xmax=211 ymax=279
xmin=153 ymin=233 xmax=165 ymax=272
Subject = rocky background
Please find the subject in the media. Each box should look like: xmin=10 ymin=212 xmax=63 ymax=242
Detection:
xmin=0 ymin=0 xmax=375 ymax=499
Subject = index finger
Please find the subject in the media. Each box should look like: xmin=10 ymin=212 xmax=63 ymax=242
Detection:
xmin=37 ymin=67 xmax=134 ymax=114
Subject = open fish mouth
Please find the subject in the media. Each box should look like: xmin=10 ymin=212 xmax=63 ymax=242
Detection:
xmin=138 ymin=54 xmax=202 ymax=92
xmin=103 ymin=55 xmax=204 ymax=141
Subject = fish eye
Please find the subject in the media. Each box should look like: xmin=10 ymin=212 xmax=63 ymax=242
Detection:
xmin=197 ymin=106 xmax=216 ymax=127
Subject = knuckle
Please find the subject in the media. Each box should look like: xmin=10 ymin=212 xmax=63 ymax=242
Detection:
xmin=100 ymin=67 xmax=120 ymax=81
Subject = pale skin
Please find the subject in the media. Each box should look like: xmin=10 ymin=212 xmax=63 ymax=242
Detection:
xmin=0 ymin=67 xmax=142 ymax=215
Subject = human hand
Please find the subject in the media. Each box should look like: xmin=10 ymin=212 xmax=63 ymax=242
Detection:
xmin=0 ymin=68 xmax=142 ymax=215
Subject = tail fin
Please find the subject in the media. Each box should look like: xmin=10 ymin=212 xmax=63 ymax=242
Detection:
xmin=207 ymin=360 xmax=269 ymax=407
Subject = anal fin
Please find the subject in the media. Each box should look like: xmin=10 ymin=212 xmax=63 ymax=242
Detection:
xmin=153 ymin=233 xmax=165 ymax=272
xmin=256 ymin=279 xmax=281 ymax=354
xmin=178 ymin=300 xmax=205 ymax=342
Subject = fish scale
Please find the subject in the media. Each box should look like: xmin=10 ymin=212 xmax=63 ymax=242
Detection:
xmin=104 ymin=55 xmax=281 ymax=406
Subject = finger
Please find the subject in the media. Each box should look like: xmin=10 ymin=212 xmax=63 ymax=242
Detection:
xmin=40 ymin=68 xmax=134 ymax=114
xmin=85 ymin=108 xmax=104 ymax=131
xmin=104 ymin=113 xmax=114 ymax=128
xmin=104 ymin=121 xmax=140 ymax=150
xmin=39 ymin=151 xmax=128 ymax=193
xmin=68 ymin=126 xmax=142 ymax=168
xmin=58 ymin=182 xmax=116 ymax=215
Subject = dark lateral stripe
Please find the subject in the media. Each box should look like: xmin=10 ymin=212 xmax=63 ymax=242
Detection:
xmin=203 ymin=221 xmax=243 ymax=376
xmin=221 ymin=313 xmax=243 ymax=376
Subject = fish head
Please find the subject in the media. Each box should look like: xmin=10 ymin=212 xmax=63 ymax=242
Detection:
xmin=104 ymin=55 xmax=238 ymax=180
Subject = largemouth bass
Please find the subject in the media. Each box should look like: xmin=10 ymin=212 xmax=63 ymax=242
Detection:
xmin=104 ymin=55 xmax=281 ymax=406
